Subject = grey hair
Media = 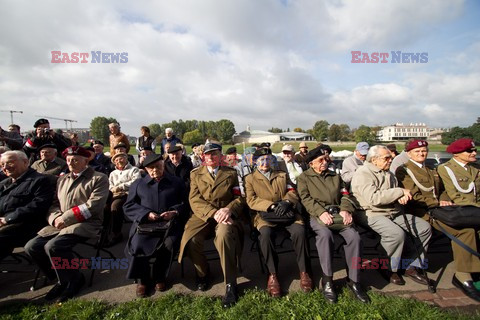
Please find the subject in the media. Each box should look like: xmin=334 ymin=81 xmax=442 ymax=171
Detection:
xmin=1 ymin=150 xmax=28 ymax=161
xmin=366 ymin=145 xmax=389 ymax=162
xmin=165 ymin=127 xmax=173 ymax=133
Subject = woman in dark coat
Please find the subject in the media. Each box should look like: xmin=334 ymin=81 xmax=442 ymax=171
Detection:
xmin=123 ymin=154 xmax=188 ymax=297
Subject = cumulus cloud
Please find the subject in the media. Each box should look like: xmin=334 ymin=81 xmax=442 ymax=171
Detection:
xmin=0 ymin=0 xmax=476 ymax=136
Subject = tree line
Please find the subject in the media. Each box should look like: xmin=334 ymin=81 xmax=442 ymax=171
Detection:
xmin=441 ymin=120 xmax=480 ymax=145
xmin=89 ymin=117 xmax=236 ymax=146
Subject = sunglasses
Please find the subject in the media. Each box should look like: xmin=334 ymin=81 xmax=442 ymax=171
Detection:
xmin=465 ymin=148 xmax=477 ymax=153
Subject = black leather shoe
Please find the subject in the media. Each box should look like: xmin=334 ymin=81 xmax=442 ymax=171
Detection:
xmin=222 ymin=283 xmax=238 ymax=308
xmin=347 ymin=280 xmax=370 ymax=303
xmin=452 ymin=275 xmax=480 ymax=302
xmin=45 ymin=282 xmax=67 ymax=301
xmin=321 ymin=277 xmax=337 ymax=304
xmin=57 ymin=273 xmax=85 ymax=303
xmin=196 ymin=273 xmax=209 ymax=291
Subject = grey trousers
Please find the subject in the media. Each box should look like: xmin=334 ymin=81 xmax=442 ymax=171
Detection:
xmin=357 ymin=212 xmax=432 ymax=272
xmin=310 ymin=217 xmax=362 ymax=282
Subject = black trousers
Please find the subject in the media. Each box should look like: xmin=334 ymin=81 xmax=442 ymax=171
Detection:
xmin=25 ymin=234 xmax=87 ymax=284
xmin=258 ymin=223 xmax=309 ymax=274
xmin=0 ymin=223 xmax=43 ymax=262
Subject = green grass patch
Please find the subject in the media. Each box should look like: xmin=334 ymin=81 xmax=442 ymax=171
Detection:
xmin=0 ymin=289 xmax=476 ymax=320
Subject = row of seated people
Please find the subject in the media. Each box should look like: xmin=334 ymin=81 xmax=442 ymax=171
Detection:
xmin=0 ymin=138 xmax=479 ymax=308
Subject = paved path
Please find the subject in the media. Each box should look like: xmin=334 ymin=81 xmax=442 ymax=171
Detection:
xmin=0 ymin=223 xmax=479 ymax=311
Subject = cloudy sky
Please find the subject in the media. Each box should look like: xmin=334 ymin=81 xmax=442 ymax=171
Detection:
xmin=1 ymin=0 xmax=479 ymax=136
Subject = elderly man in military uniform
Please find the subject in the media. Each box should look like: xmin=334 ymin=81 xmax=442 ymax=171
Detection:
xmin=0 ymin=150 xmax=54 ymax=262
xmin=245 ymin=147 xmax=312 ymax=297
xmin=436 ymin=138 xmax=480 ymax=301
xmin=298 ymin=145 xmax=368 ymax=304
xmin=351 ymin=145 xmax=432 ymax=286
xmin=25 ymin=146 xmax=109 ymax=303
xmin=178 ymin=142 xmax=243 ymax=308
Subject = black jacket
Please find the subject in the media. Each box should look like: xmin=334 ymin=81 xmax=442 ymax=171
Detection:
xmin=0 ymin=168 xmax=54 ymax=226
xmin=164 ymin=155 xmax=193 ymax=191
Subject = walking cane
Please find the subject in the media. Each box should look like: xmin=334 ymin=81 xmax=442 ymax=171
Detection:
xmin=401 ymin=211 xmax=436 ymax=293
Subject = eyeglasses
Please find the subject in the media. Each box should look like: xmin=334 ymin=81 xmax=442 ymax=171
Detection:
xmin=465 ymin=149 xmax=477 ymax=153
xmin=379 ymin=155 xmax=393 ymax=161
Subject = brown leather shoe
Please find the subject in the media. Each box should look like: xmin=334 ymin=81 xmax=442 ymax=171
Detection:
xmin=390 ymin=272 xmax=406 ymax=285
xmin=136 ymin=284 xmax=147 ymax=298
xmin=405 ymin=267 xmax=429 ymax=285
xmin=299 ymin=272 xmax=313 ymax=292
xmin=155 ymin=282 xmax=166 ymax=292
xmin=267 ymin=273 xmax=281 ymax=297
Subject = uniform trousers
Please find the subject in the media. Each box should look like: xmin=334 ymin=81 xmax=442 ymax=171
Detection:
xmin=357 ymin=212 xmax=431 ymax=272
xmin=431 ymin=218 xmax=480 ymax=273
xmin=310 ymin=217 xmax=362 ymax=282
xmin=258 ymin=223 xmax=309 ymax=274
xmin=25 ymin=234 xmax=87 ymax=284
xmin=186 ymin=220 xmax=242 ymax=284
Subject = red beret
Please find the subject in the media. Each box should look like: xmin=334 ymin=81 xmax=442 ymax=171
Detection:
xmin=406 ymin=140 xmax=428 ymax=152
xmin=62 ymin=146 xmax=91 ymax=158
xmin=446 ymin=138 xmax=476 ymax=154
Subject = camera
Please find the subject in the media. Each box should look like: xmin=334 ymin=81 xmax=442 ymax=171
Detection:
xmin=327 ymin=206 xmax=340 ymax=216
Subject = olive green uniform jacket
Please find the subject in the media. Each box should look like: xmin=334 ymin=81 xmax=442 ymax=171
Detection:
xmin=437 ymin=158 xmax=480 ymax=206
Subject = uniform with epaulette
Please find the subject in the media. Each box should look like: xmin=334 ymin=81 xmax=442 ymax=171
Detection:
xmin=436 ymin=138 xmax=480 ymax=301
xmin=178 ymin=142 xmax=243 ymax=308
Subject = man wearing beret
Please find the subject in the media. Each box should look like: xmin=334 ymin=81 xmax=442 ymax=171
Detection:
xmin=123 ymin=154 xmax=187 ymax=297
xmin=297 ymin=145 xmax=368 ymax=303
xmin=245 ymin=147 xmax=312 ymax=297
xmin=178 ymin=142 xmax=244 ymax=308
xmin=23 ymin=118 xmax=71 ymax=163
xmin=164 ymin=144 xmax=193 ymax=192
xmin=31 ymin=143 xmax=68 ymax=178
xmin=436 ymin=138 xmax=480 ymax=300
xmin=351 ymin=145 xmax=432 ymax=286
xmin=25 ymin=146 xmax=109 ymax=303
xmin=0 ymin=150 xmax=54 ymax=262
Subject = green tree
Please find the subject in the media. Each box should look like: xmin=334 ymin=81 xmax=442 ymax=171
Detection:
xmin=215 ymin=119 xmax=236 ymax=144
xmin=328 ymin=124 xmax=342 ymax=141
xmin=293 ymin=127 xmax=304 ymax=133
xmin=441 ymin=126 xmax=469 ymax=145
xmin=339 ymin=124 xmax=351 ymax=141
xmin=182 ymin=129 xmax=204 ymax=145
xmin=312 ymin=120 xmax=329 ymax=141
xmin=354 ymin=125 xmax=376 ymax=144
xmin=90 ymin=116 xmax=118 ymax=146
xmin=148 ymin=123 xmax=162 ymax=140
xmin=268 ymin=127 xmax=283 ymax=133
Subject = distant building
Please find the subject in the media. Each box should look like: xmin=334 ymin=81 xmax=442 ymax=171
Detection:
xmin=233 ymin=127 xmax=314 ymax=144
xmin=376 ymin=123 xmax=429 ymax=142
xmin=428 ymin=128 xmax=450 ymax=141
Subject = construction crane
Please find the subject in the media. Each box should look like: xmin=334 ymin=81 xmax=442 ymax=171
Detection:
xmin=34 ymin=115 xmax=78 ymax=131
xmin=0 ymin=109 xmax=23 ymax=124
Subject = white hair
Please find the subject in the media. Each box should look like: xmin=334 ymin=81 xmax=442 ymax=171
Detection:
xmin=2 ymin=150 xmax=28 ymax=161
xmin=165 ymin=128 xmax=173 ymax=133
xmin=366 ymin=145 xmax=389 ymax=162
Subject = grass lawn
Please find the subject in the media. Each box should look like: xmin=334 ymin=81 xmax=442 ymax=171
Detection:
xmin=0 ymin=289 xmax=477 ymax=320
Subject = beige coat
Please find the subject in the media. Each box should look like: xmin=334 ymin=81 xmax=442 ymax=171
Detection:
xmin=245 ymin=170 xmax=302 ymax=229
xmin=437 ymin=158 xmax=480 ymax=206
xmin=38 ymin=167 xmax=109 ymax=239
xmin=351 ymin=162 xmax=404 ymax=217
xmin=178 ymin=165 xmax=244 ymax=262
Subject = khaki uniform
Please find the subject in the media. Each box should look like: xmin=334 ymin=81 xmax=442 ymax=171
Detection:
xmin=178 ymin=166 xmax=243 ymax=284
xmin=434 ymin=159 xmax=480 ymax=273
xmin=245 ymin=170 xmax=308 ymax=274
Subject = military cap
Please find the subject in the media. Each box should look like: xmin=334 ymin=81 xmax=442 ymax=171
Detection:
xmin=93 ymin=140 xmax=104 ymax=146
xmin=38 ymin=143 xmax=57 ymax=151
xmin=204 ymin=142 xmax=222 ymax=154
xmin=168 ymin=145 xmax=183 ymax=153
xmin=253 ymin=147 xmax=272 ymax=161
xmin=114 ymin=142 xmax=128 ymax=150
xmin=305 ymin=145 xmax=332 ymax=164
xmin=446 ymin=138 xmax=476 ymax=154
xmin=405 ymin=140 xmax=428 ymax=152
xmin=62 ymin=146 xmax=90 ymax=158
xmin=34 ymin=118 xmax=49 ymax=128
